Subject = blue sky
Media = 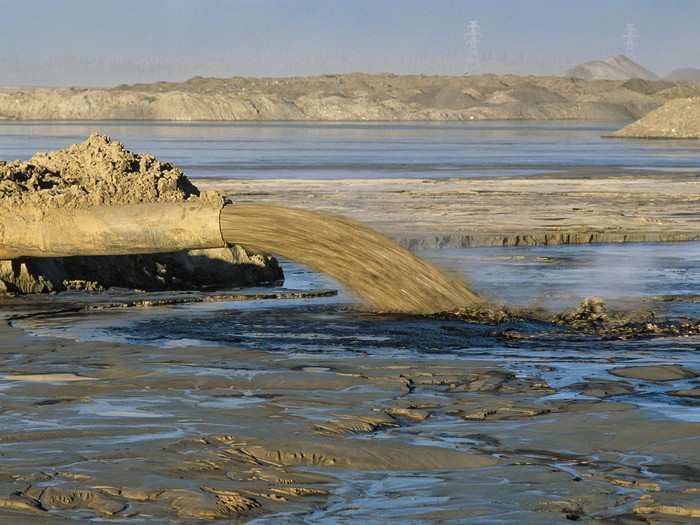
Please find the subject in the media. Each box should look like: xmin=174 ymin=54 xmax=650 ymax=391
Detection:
xmin=1 ymin=0 xmax=697 ymax=85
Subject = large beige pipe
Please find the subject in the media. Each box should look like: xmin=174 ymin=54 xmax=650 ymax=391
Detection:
xmin=0 ymin=201 xmax=480 ymax=313
xmin=0 ymin=202 xmax=227 ymax=259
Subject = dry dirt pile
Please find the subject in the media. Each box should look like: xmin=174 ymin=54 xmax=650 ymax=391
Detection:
xmin=0 ymin=134 xmax=199 ymax=208
xmin=611 ymin=97 xmax=700 ymax=139
xmin=0 ymin=134 xmax=281 ymax=294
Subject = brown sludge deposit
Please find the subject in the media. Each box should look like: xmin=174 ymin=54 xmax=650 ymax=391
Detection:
xmin=2 ymin=136 xmax=700 ymax=523
xmin=201 ymin=174 xmax=700 ymax=250
xmin=1 ymin=316 xmax=699 ymax=523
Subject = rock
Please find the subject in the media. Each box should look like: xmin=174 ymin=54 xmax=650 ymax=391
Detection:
xmin=569 ymin=380 xmax=635 ymax=398
xmin=610 ymin=365 xmax=698 ymax=382
xmin=0 ymin=135 xmax=282 ymax=293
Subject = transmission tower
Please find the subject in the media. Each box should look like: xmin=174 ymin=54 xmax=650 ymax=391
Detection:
xmin=466 ymin=20 xmax=481 ymax=74
xmin=623 ymin=23 xmax=637 ymax=59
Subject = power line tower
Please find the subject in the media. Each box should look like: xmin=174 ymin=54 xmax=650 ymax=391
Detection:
xmin=623 ymin=23 xmax=637 ymax=59
xmin=466 ymin=20 xmax=481 ymax=74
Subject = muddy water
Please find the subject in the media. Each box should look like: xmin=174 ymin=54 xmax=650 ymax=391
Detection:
xmin=6 ymin=244 xmax=700 ymax=524
xmin=220 ymin=204 xmax=481 ymax=313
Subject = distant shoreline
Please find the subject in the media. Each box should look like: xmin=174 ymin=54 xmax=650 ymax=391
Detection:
xmin=197 ymin=168 xmax=700 ymax=250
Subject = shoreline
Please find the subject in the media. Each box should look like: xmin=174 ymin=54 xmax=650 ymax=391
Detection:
xmin=198 ymin=169 xmax=700 ymax=250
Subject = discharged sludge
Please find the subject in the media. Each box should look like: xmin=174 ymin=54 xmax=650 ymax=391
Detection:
xmin=220 ymin=204 xmax=482 ymax=314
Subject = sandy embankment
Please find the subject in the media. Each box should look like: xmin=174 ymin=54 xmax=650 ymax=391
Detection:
xmin=612 ymin=97 xmax=700 ymax=139
xmin=1 ymin=73 xmax=698 ymax=121
xmin=199 ymin=169 xmax=700 ymax=249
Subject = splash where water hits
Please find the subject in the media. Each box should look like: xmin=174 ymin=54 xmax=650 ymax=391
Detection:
xmin=15 ymin=243 xmax=700 ymax=420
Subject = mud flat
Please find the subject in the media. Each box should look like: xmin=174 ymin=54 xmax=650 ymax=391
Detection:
xmin=199 ymin=167 xmax=700 ymax=249
xmin=2 ymin=73 xmax=699 ymax=121
xmin=1 ymin=294 xmax=700 ymax=524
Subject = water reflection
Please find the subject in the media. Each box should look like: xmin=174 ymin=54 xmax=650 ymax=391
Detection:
xmin=1 ymin=121 xmax=700 ymax=179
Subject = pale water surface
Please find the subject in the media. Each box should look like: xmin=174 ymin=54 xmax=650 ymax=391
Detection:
xmin=2 ymin=120 xmax=700 ymax=179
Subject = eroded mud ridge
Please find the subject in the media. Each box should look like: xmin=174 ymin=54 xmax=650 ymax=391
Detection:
xmin=0 ymin=135 xmax=281 ymax=294
xmin=221 ymin=204 xmax=481 ymax=313
xmin=441 ymin=297 xmax=700 ymax=343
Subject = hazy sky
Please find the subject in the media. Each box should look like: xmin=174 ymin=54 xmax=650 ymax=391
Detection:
xmin=1 ymin=0 xmax=698 ymax=86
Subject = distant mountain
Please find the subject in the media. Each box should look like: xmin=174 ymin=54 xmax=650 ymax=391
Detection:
xmin=566 ymin=55 xmax=659 ymax=81
xmin=665 ymin=68 xmax=700 ymax=82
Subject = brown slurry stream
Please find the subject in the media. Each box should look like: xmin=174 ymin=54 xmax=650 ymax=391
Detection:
xmin=220 ymin=204 xmax=482 ymax=314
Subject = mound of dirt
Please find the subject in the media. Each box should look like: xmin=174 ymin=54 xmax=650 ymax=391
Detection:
xmin=611 ymin=98 xmax=700 ymax=139
xmin=0 ymin=134 xmax=199 ymax=209
xmin=0 ymin=135 xmax=282 ymax=294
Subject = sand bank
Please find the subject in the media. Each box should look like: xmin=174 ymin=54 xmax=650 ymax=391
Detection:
xmin=612 ymin=97 xmax=700 ymax=139
xmin=198 ymin=168 xmax=700 ymax=249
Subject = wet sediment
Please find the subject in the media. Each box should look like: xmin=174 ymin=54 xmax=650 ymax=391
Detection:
xmin=0 ymin=308 xmax=699 ymax=524
xmin=200 ymin=171 xmax=700 ymax=251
